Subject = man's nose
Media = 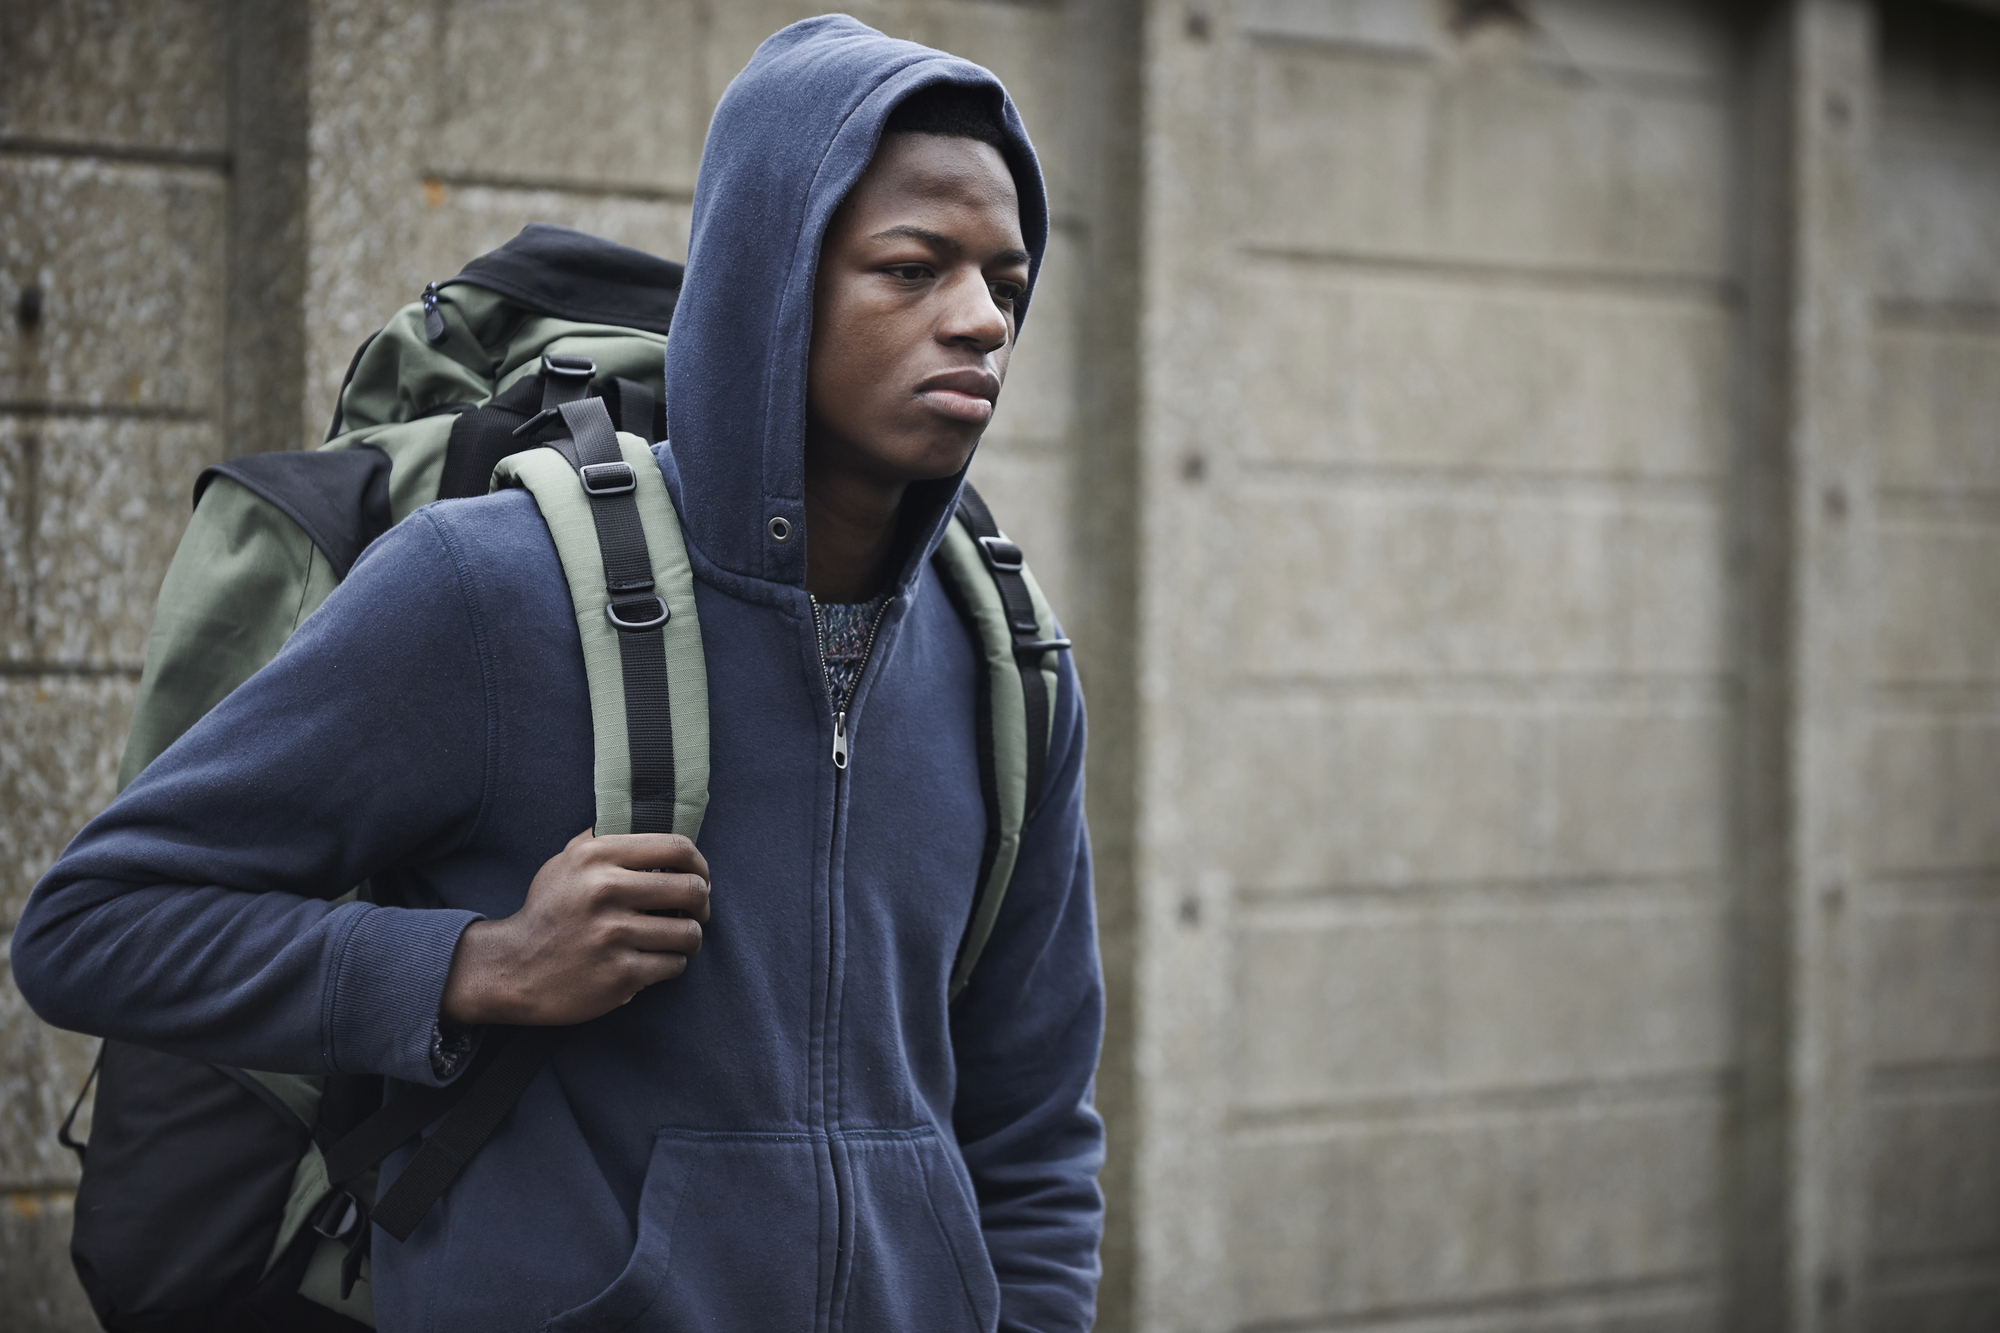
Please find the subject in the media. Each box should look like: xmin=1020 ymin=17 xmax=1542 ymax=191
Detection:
xmin=938 ymin=268 xmax=1010 ymax=353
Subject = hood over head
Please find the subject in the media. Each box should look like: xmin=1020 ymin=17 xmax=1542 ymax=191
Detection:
xmin=662 ymin=14 xmax=1049 ymax=591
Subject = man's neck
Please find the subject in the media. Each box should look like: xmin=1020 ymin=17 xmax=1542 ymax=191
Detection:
xmin=803 ymin=461 xmax=906 ymax=603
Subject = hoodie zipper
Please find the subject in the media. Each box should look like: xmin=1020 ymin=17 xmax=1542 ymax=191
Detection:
xmin=810 ymin=594 xmax=889 ymax=769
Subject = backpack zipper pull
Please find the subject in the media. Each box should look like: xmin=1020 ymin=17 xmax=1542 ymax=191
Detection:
xmin=832 ymin=710 xmax=848 ymax=769
xmin=422 ymin=281 xmax=448 ymax=345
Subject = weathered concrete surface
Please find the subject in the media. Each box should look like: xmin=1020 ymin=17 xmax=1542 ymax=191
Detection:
xmin=1861 ymin=5 xmax=2000 ymax=1329
xmin=8 ymin=3 xmax=2000 ymax=1332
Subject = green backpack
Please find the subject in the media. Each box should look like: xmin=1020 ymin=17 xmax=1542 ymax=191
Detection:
xmin=64 ymin=225 xmax=1067 ymax=1331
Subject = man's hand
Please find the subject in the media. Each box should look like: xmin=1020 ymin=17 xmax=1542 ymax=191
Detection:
xmin=439 ymin=829 xmax=710 ymax=1026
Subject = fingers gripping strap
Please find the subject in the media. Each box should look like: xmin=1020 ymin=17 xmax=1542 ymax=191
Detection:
xmin=492 ymin=425 xmax=709 ymax=840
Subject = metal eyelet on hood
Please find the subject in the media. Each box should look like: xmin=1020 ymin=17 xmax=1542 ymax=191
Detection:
xmin=768 ymin=516 xmax=792 ymax=542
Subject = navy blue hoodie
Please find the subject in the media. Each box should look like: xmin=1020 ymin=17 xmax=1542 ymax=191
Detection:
xmin=13 ymin=16 xmax=1103 ymax=1332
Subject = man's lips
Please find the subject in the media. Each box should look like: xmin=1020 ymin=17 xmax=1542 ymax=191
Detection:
xmin=915 ymin=369 xmax=999 ymax=425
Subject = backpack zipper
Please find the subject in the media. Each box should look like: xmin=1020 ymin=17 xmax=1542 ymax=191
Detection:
xmin=810 ymin=594 xmax=890 ymax=769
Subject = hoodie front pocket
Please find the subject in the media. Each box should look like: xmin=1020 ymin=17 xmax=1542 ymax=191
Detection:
xmin=838 ymin=1128 xmax=1000 ymax=1333
xmin=544 ymin=1130 xmax=822 ymax=1333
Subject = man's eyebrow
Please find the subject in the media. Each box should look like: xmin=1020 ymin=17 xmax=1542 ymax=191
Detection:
xmin=865 ymin=224 xmax=1032 ymax=269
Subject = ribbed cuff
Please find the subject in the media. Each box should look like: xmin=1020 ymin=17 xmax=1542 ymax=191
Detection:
xmin=325 ymin=904 xmax=483 ymax=1085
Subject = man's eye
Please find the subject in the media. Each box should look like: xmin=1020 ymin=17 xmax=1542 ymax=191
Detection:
xmin=886 ymin=265 xmax=930 ymax=281
xmin=990 ymin=283 xmax=1023 ymax=304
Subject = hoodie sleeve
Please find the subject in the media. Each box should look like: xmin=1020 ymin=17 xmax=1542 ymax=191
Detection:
xmin=9 ymin=509 xmax=493 ymax=1086
xmin=949 ymin=650 xmax=1106 ymax=1333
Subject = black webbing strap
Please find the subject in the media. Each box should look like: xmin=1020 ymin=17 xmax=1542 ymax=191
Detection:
xmin=319 ymin=1070 xmax=472 ymax=1186
xmin=557 ymin=396 xmax=677 ymax=834
xmin=602 ymin=376 xmax=662 ymax=441
xmin=508 ymin=353 xmax=595 ymax=439
xmin=955 ymin=484 xmax=1068 ymax=809
xmin=365 ymin=1026 xmax=561 ymax=1242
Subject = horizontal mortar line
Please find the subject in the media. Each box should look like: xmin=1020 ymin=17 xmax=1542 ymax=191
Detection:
xmin=1871 ymin=1245 xmax=2000 ymax=1291
xmin=1241 ymin=26 xmax=1436 ymax=68
xmin=1233 ymin=456 xmax=1726 ymax=501
xmin=0 ymin=400 xmax=211 ymax=423
xmin=1237 ymin=242 xmax=1737 ymax=303
xmin=1869 ymin=1057 xmax=2000 ymax=1099
xmin=1877 ymin=296 xmax=2000 ymax=331
xmin=1229 ymin=671 xmax=1732 ymax=708
xmin=1868 ymin=683 xmax=2000 ymax=716
xmin=1232 ymin=1270 xmax=1715 ymax=1333
xmin=1877 ymin=489 xmax=2000 ymax=524
xmin=0 ymin=662 xmax=143 ymax=679
xmin=1228 ymin=1070 xmax=1729 ymax=1138
xmin=1236 ymin=870 xmax=1726 ymax=911
xmin=1864 ymin=868 xmax=2000 ymax=898
xmin=424 ymin=168 xmax=694 ymax=204
xmin=0 ymin=136 xmax=231 ymax=172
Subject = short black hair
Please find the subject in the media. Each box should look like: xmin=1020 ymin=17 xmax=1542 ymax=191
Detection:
xmin=882 ymin=83 xmax=1007 ymax=150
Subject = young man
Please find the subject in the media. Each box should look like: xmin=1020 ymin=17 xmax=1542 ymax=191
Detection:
xmin=14 ymin=16 xmax=1103 ymax=1332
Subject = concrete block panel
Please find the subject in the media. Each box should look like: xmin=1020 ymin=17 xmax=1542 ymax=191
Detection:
xmin=0 ymin=158 xmax=226 ymax=413
xmin=1226 ymin=1099 xmax=1720 ymax=1323
xmin=1530 ymin=0 xmax=1737 ymax=87
xmin=1877 ymin=519 xmax=2000 ymax=685
xmin=965 ymin=449 xmax=1072 ymax=632
xmin=985 ymin=225 xmax=1078 ymax=450
xmin=0 ymin=961 xmax=95 ymax=1190
xmin=0 ymin=417 xmax=216 ymax=669
xmin=1878 ymin=129 xmax=2000 ymax=308
xmin=1224 ymin=481 xmax=1725 ymax=680
xmin=430 ymin=0 xmax=703 ymax=193
xmin=1867 ymin=899 xmax=2000 ymax=1065
xmin=0 ymin=677 xmax=132 ymax=933
xmin=1217 ymin=699 xmax=1725 ymax=891
xmin=0 ymin=0 xmax=227 ymax=154
xmin=1231 ymin=895 xmax=1727 ymax=1108
xmin=1869 ymin=1089 xmax=2000 ymax=1259
xmin=1242 ymin=45 xmax=1730 ymax=277
xmin=0 ymin=1189 xmax=96 ymax=1333
xmin=1238 ymin=0 xmax=1437 ymax=57
xmin=1877 ymin=325 xmax=2000 ymax=496
xmin=1867 ymin=1279 xmax=2000 ymax=1333
xmin=1866 ymin=715 xmax=2000 ymax=875
xmin=411 ymin=184 xmax=693 ymax=290
xmin=1230 ymin=268 xmax=1731 ymax=479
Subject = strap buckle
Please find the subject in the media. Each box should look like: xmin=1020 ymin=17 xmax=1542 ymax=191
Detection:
xmin=580 ymin=461 xmax=635 ymax=496
xmin=606 ymin=596 xmax=670 ymax=632
xmin=977 ymin=535 xmax=1024 ymax=573
xmin=541 ymin=353 xmax=596 ymax=382
xmin=311 ymin=1188 xmax=364 ymax=1242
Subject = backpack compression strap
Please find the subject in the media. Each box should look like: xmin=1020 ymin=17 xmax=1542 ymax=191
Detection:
xmin=932 ymin=483 xmax=1069 ymax=1001
xmin=335 ymin=399 xmax=709 ymax=1246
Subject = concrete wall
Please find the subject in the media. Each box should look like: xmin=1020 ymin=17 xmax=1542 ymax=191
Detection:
xmin=2 ymin=1 xmax=1998 ymax=1331
xmin=1864 ymin=5 xmax=2000 ymax=1327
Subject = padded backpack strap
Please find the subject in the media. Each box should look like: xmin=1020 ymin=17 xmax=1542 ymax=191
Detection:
xmin=931 ymin=483 xmax=1069 ymax=1002
xmin=341 ymin=403 xmax=710 ymax=1246
xmin=493 ymin=399 xmax=709 ymax=839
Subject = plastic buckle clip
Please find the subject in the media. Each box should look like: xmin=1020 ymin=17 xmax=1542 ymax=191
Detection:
xmin=606 ymin=596 xmax=670 ymax=632
xmin=580 ymin=462 xmax=636 ymax=496
xmin=311 ymin=1189 xmax=363 ymax=1242
xmin=977 ymin=535 xmax=1024 ymax=573
xmin=541 ymin=353 xmax=596 ymax=381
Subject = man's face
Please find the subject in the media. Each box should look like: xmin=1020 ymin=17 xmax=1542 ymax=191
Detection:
xmin=806 ymin=131 xmax=1030 ymax=487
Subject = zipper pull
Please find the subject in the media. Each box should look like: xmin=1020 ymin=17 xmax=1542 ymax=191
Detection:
xmin=832 ymin=710 xmax=849 ymax=769
xmin=422 ymin=281 xmax=448 ymax=345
